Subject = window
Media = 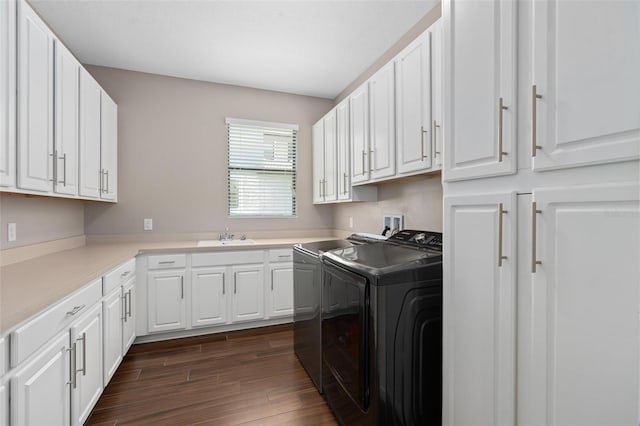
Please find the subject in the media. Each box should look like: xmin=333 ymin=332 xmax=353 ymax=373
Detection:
xmin=226 ymin=118 xmax=298 ymax=217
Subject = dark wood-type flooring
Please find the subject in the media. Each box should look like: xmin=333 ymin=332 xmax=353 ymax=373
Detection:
xmin=86 ymin=324 xmax=338 ymax=426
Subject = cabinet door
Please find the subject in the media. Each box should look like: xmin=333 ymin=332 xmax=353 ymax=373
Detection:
xmin=369 ymin=61 xmax=396 ymax=181
xmin=0 ymin=382 xmax=7 ymax=426
xmin=312 ymin=120 xmax=324 ymax=203
xmin=79 ymin=68 xmax=102 ymax=198
xmin=100 ymin=92 xmax=117 ymax=200
xmin=17 ymin=0 xmax=54 ymax=192
xmin=54 ymin=41 xmax=79 ymax=196
xmin=191 ymin=267 xmax=227 ymax=327
xmin=350 ymin=83 xmax=369 ymax=184
xmin=396 ymin=30 xmax=431 ymax=175
xmin=521 ymin=183 xmax=640 ymax=425
xmin=0 ymin=0 xmax=16 ymax=188
xmin=11 ymin=332 xmax=70 ymax=426
xmin=122 ymin=279 xmax=136 ymax=353
xmin=443 ymin=192 xmax=516 ymax=426
xmin=102 ymin=287 xmax=123 ymax=385
xmin=322 ymin=109 xmax=337 ymax=202
xmin=147 ymin=270 xmax=187 ymax=333
xmin=70 ymin=303 xmax=103 ymax=426
xmin=443 ymin=0 xmax=516 ymax=181
xmin=268 ymin=264 xmax=293 ymax=318
xmin=430 ymin=19 xmax=443 ymax=169
xmin=336 ymin=99 xmax=351 ymax=200
xmin=232 ymin=265 xmax=265 ymax=323
xmin=532 ymin=0 xmax=640 ymax=171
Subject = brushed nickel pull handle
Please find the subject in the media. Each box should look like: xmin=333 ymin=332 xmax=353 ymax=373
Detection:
xmin=271 ymin=271 xmax=274 ymax=291
xmin=105 ymin=170 xmax=109 ymax=194
xmin=57 ymin=153 xmax=67 ymax=186
xmin=120 ymin=271 xmax=130 ymax=277
xmin=67 ymin=344 xmax=77 ymax=388
xmin=66 ymin=305 xmax=85 ymax=316
xmin=319 ymin=180 xmax=323 ymax=198
xmin=498 ymin=97 xmax=509 ymax=162
xmin=369 ymin=149 xmax=374 ymax=171
xmin=122 ymin=294 xmax=127 ymax=321
xmin=498 ymin=203 xmax=508 ymax=267
xmin=222 ymin=274 xmax=226 ymax=295
xmin=180 ymin=276 xmax=184 ymax=299
xmin=531 ymin=202 xmax=542 ymax=272
xmin=361 ymin=150 xmax=366 ymax=175
xmin=234 ymin=272 xmax=237 ymax=294
xmin=343 ymin=173 xmax=348 ymax=195
xmin=127 ymin=289 xmax=132 ymax=318
xmin=76 ymin=332 xmax=86 ymax=376
xmin=158 ymin=260 xmax=175 ymax=265
xmin=434 ymin=121 xmax=441 ymax=154
xmin=421 ymin=126 xmax=428 ymax=160
xmin=532 ymin=85 xmax=543 ymax=157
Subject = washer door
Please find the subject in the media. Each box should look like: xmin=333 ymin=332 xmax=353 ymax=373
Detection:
xmin=321 ymin=262 xmax=369 ymax=411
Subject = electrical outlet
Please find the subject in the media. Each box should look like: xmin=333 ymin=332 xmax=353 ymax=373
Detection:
xmin=143 ymin=218 xmax=153 ymax=231
xmin=383 ymin=215 xmax=404 ymax=234
xmin=7 ymin=223 xmax=16 ymax=242
xmin=348 ymin=216 xmax=353 ymax=229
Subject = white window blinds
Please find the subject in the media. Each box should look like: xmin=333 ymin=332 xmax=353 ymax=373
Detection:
xmin=226 ymin=118 xmax=298 ymax=217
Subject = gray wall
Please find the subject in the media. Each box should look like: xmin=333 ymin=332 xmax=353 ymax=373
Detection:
xmin=0 ymin=194 xmax=84 ymax=249
xmin=83 ymin=66 xmax=334 ymax=237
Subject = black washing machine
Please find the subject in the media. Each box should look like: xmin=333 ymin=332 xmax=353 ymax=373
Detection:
xmin=320 ymin=230 xmax=442 ymax=425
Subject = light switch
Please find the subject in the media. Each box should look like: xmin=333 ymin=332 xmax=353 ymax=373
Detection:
xmin=8 ymin=223 xmax=16 ymax=242
xmin=143 ymin=218 xmax=153 ymax=231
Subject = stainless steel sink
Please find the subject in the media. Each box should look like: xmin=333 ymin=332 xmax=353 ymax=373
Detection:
xmin=197 ymin=239 xmax=256 ymax=247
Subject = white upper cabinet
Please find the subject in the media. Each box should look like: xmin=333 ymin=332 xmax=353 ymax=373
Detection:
xmin=350 ymin=83 xmax=370 ymax=184
xmin=336 ymin=99 xmax=351 ymax=200
xmin=443 ymin=0 xmax=517 ymax=182
xmin=396 ymin=29 xmax=432 ymax=175
xmin=54 ymin=41 xmax=80 ymax=196
xmin=322 ymin=110 xmax=337 ymax=202
xmin=520 ymin=182 xmax=640 ymax=425
xmin=312 ymin=120 xmax=324 ymax=203
xmin=100 ymin=92 xmax=118 ymax=200
xmin=368 ymin=61 xmax=396 ymax=181
xmin=17 ymin=0 xmax=54 ymax=192
xmin=0 ymin=0 xmax=16 ymax=188
xmin=430 ymin=19 xmax=443 ymax=169
xmin=531 ymin=0 xmax=640 ymax=171
xmin=79 ymin=68 xmax=102 ymax=199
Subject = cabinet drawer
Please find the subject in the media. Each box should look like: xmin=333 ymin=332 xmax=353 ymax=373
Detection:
xmin=192 ymin=250 xmax=264 ymax=267
xmin=11 ymin=278 xmax=102 ymax=367
xmin=268 ymin=248 xmax=293 ymax=263
xmin=147 ymin=254 xmax=186 ymax=270
xmin=103 ymin=258 xmax=136 ymax=294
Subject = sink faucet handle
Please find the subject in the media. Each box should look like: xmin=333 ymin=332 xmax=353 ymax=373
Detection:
xmin=240 ymin=234 xmax=247 ymax=240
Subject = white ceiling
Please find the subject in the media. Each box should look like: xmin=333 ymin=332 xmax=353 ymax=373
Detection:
xmin=28 ymin=0 xmax=439 ymax=99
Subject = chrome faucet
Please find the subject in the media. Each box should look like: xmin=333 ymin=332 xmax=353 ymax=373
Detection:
xmin=219 ymin=227 xmax=234 ymax=241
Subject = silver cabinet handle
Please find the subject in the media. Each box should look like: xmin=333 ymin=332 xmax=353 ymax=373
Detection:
xmin=271 ymin=270 xmax=274 ymax=291
xmin=322 ymin=179 xmax=326 ymax=198
xmin=369 ymin=149 xmax=374 ymax=171
xmin=158 ymin=261 xmax=175 ymax=265
xmin=531 ymin=202 xmax=542 ymax=272
xmin=498 ymin=97 xmax=509 ymax=162
xmin=234 ymin=272 xmax=237 ymax=294
xmin=180 ymin=276 xmax=184 ymax=299
xmin=99 ymin=169 xmax=104 ymax=193
xmin=105 ymin=170 xmax=109 ymax=194
xmin=277 ymin=255 xmax=291 ymax=259
xmin=531 ymin=85 xmax=543 ymax=157
xmin=76 ymin=332 xmax=86 ymax=376
xmin=57 ymin=153 xmax=67 ymax=186
xmin=127 ymin=289 xmax=132 ymax=318
xmin=361 ymin=150 xmax=366 ymax=175
xmin=434 ymin=121 xmax=441 ymax=155
xmin=421 ymin=126 xmax=428 ymax=160
xmin=122 ymin=294 xmax=127 ymax=321
xmin=67 ymin=344 xmax=77 ymax=388
xmin=66 ymin=305 xmax=85 ymax=316
xmin=498 ymin=203 xmax=508 ymax=267
xmin=319 ymin=180 xmax=323 ymax=198
xmin=120 ymin=271 xmax=130 ymax=277
xmin=222 ymin=274 xmax=226 ymax=295
xmin=343 ymin=173 xmax=348 ymax=195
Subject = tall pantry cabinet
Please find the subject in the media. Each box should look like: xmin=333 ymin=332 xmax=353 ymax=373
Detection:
xmin=442 ymin=1 xmax=640 ymax=425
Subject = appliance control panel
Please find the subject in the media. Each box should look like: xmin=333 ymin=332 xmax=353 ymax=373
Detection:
xmin=388 ymin=229 xmax=442 ymax=251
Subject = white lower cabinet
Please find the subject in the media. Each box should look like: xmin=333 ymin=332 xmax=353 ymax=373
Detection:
xmin=102 ymin=286 xmax=123 ymax=384
xmin=11 ymin=332 xmax=70 ymax=426
xmin=0 ymin=381 xmax=7 ymax=426
xmin=232 ymin=264 xmax=265 ymax=323
xmin=191 ymin=267 xmax=227 ymax=327
xmin=147 ymin=270 xmax=187 ymax=333
xmin=122 ymin=279 xmax=136 ymax=353
xmin=70 ymin=303 xmax=103 ymax=426
xmin=267 ymin=263 xmax=293 ymax=318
